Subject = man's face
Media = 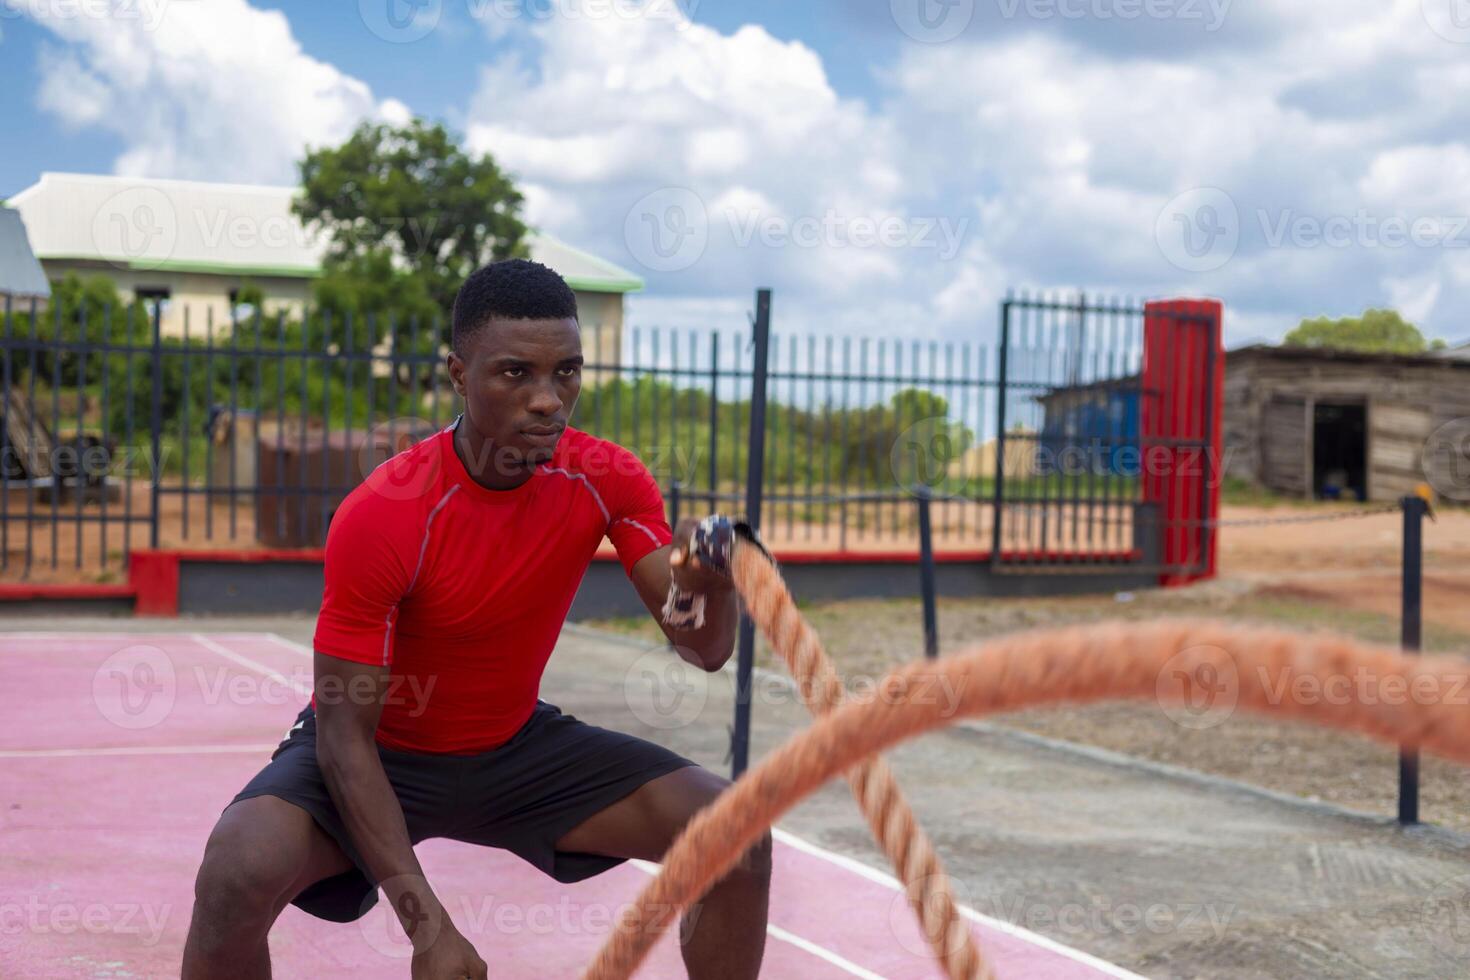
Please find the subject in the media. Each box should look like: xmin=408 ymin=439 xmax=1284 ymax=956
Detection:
xmin=447 ymin=317 xmax=583 ymax=474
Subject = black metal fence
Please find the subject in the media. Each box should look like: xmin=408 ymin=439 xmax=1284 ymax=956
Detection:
xmin=0 ymin=288 xmax=1202 ymax=582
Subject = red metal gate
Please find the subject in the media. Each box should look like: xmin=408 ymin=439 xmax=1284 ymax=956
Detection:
xmin=1141 ymin=298 xmax=1223 ymax=585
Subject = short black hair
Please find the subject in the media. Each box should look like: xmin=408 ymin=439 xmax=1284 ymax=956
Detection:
xmin=451 ymin=259 xmax=579 ymax=354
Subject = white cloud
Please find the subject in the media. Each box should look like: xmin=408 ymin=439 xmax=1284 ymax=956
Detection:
xmin=462 ymin=6 xmax=975 ymax=337
xmin=22 ymin=0 xmax=398 ymax=183
xmin=20 ymin=0 xmax=1470 ymax=345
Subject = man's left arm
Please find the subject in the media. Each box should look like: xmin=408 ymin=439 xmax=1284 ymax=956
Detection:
xmin=629 ymin=517 xmax=740 ymax=672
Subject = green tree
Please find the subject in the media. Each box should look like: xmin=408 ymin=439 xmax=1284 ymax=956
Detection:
xmin=294 ymin=118 xmax=530 ymax=327
xmin=1284 ymin=309 xmax=1444 ymax=354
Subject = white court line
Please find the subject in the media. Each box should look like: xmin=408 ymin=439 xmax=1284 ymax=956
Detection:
xmin=771 ymin=829 xmax=1145 ymax=980
xmin=264 ymin=633 xmax=314 ymax=659
xmin=188 ymin=633 xmax=312 ymax=697
xmin=0 ymin=632 xmax=188 ymax=640
xmin=0 ymin=743 xmax=278 ymax=758
xmin=628 ymin=859 xmax=887 ymax=980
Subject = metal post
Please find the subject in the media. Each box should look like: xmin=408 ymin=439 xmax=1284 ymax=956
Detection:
xmin=149 ymin=302 xmax=164 ymax=549
xmin=669 ymin=479 xmax=681 ymax=531
xmin=991 ymin=299 xmax=1011 ymax=565
xmin=917 ymin=486 xmax=939 ymax=659
xmin=731 ymin=288 xmax=771 ymax=779
xmin=1398 ymin=494 xmax=1426 ymax=825
xmin=708 ymin=332 xmax=719 ymax=509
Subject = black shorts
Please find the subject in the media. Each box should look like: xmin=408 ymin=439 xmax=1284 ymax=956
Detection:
xmin=229 ymin=700 xmax=697 ymax=923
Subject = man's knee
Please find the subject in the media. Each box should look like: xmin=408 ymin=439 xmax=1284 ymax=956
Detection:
xmin=733 ymin=830 xmax=772 ymax=881
xmin=193 ymin=801 xmax=306 ymax=920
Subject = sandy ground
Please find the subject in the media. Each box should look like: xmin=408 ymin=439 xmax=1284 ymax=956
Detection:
xmin=1214 ymin=502 xmax=1470 ymax=635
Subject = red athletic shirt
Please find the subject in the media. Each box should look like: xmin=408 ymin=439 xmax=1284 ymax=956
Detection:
xmin=312 ymin=420 xmax=672 ymax=754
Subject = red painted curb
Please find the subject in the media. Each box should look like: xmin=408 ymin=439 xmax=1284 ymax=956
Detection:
xmin=0 ymin=547 xmax=1146 ymax=616
xmin=0 ymin=583 xmax=136 ymax=600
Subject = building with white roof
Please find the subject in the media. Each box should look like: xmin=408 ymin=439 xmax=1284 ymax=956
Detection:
xmin=7 ymin=172 xmax=641 ymax=345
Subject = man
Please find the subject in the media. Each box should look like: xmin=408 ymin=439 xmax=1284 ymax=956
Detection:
xmin=183 ymin=259 xmax=771 ymax=979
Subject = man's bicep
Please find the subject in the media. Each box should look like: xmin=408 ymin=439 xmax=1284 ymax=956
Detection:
xmin=313 ymin=650 xmax=389 ymax=740
xmin=314 ymin=500 xmax=411 ymax=667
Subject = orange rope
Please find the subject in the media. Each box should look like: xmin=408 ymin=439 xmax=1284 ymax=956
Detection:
xmin=585 ymin=616 xmax=1470 ymax=979
xmin=730 ymin=544 xmax=987 ymax=979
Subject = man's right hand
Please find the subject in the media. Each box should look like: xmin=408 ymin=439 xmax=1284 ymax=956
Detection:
xmin=411 ymin=922 xmax=487 ymax=980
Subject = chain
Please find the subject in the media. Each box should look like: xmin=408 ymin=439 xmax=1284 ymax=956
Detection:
xmin=1204 ymin=504 xmax=1402 ymax=528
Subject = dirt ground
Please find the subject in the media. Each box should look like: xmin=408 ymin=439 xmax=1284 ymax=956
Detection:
xmin=589 ymin=502 xmax=1470 ymax=833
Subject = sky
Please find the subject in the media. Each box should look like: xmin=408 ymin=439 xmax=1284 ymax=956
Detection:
xmin=3 ymin=0 xmax=1470 ymax=348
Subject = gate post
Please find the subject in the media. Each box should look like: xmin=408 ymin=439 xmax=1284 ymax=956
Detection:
xmin=730 ymin=287 xmax=771 ymax=779
xmin=1141 ymin=299 xmax=1223 ymax=586
xmin=990 ymin=298 xmax=1012 ymax=564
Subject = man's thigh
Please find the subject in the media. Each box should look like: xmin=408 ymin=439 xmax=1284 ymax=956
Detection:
xmin=553 ymin=765 xmax=729 ymax=862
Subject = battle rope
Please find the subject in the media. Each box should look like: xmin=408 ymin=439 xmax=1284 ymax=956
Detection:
xmin=592 ymin=611 xmax=1470 ymax=976
xmin=728 ymin=540 xmax=987 ymax=979
xmin=661 ymin=517 xmax=982 ymax=974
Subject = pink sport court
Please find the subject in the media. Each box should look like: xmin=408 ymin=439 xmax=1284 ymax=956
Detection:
xmin=2 ymin=628 xmax=1139 ymax=980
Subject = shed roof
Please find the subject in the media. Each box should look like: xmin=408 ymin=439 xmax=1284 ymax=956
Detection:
xmin=1228 ymin=344 xmax=1470 ymax=372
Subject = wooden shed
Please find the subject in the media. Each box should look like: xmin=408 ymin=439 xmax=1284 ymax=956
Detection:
xmin=1222 ymin=345 xmax=1470 ymax=501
